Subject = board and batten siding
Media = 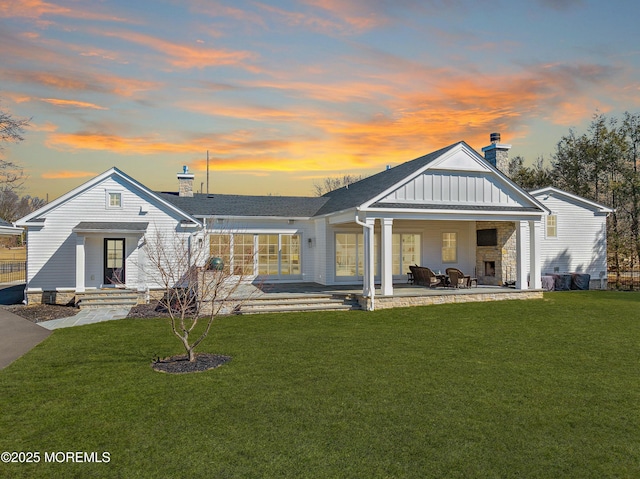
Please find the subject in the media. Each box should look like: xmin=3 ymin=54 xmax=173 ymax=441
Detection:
xmin=26 ymin=175 xmax=191 ymax=292
xmin=378 ymin=172 xmax=522 ymax=206
xmin=524 ymin=194 xmax=608 ymax=278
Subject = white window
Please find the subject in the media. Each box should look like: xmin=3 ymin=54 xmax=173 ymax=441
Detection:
xmin=442 ymin=232 xmax=457 ymax=263
xmin=210 ymin=233 xmax=301 ymax=277
xmin=546 ymin=214 xmax=557 ymax=238
xmin=107 ymin=192 xmax=122 ymax=208
xmin=392 ymin=234 xmax=421 ymax=275
xmin=335 ymin=233 xmax=379 ymax=277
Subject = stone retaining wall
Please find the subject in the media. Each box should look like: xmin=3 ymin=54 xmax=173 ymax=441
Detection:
xmin=357 ymin=290 xmax=543 ymax=311
xmin=27 ymin=291 xmax=76 ymax=306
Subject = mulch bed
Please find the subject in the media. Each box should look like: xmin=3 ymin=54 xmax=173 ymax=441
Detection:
xmin=126 ymin=301 xmax=172 ymax=319
xmin=152 ymin=353 xmax=232 ymax=374
xmin=5 ymin=304 xmax=80 ymax=323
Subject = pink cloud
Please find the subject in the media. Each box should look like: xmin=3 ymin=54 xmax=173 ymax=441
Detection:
xmin=0 ymin=69 xmax=160 ymax=97
xmin=40 ymin=98 xmax=108 ymax=110
xmin=98 ymin=30 xmax=256 ymax=69
xmin=0 ymin=0 xmax=131 ymax=22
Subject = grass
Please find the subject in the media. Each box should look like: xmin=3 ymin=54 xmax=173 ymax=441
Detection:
xmin=1 ymin=291 xmax=639 ymax=478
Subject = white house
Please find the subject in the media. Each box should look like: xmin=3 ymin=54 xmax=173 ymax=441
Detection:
xmin=15 ymin=135 xmax=611 ymax=308
xmin=528 ymin=186 xmax=612 ymax=288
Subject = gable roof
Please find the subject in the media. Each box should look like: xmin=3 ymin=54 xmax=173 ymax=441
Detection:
xmin=530 ymin=186 xmax=613 ymax=214
xmin=315 ymin=141 xmax=546 ymax=216
xmin=16 ymin=142 xmax=551 ymax=225
xmin=314 ymin=143 xmax=460 ymax=216
xmin=159 ymin=192 xmax=329 ymax=218
xmin=15 ymin=167 xmax=201 ymax=227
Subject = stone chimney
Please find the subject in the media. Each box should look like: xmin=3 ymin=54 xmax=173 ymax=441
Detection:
xmin=177 ymin=165 xmax=194 ymax=197
xmin=481 ymin=132 xmax=511 ymax=173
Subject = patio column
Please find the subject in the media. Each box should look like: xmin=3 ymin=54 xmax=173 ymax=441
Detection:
xmin=75 ymin=234 xmax=86 ymax=293
xmin=137 ymin=236 xmax=147 ymax=294
xmin=381 ymin=218 xmax=394 ymax=296
xmin=362 ymin=218 xmax=376 ymax=301
xmin=515 ymin=221 xmax=528 ymax=290
xmin=529 ymin=220 xmax=542 ymax=289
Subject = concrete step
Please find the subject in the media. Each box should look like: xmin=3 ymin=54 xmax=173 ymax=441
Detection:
xmin=234 ymin=294 xmax=361 ymax=314
xmin=75 ymin=290 xmax=139 ymax=309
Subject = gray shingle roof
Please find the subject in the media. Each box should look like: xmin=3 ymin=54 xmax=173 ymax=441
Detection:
xmin=157 ymin=142 xmax=466 ymax=218
xmin=156 ymin=141 xmax=542 ymax=218
xmin=158 ymin=193 xmax=329 ymax=218
xmin=313 ymin=143 xmax=460 ymax=216
xmin=73 ymin=222 xmax=149 ymax=232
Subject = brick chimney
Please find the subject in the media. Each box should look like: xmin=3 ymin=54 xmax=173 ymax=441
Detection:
xmin=177 ymin=165 xmax=194 ymax=197
xmin=481 ymin=132 xmax=511 ymax=173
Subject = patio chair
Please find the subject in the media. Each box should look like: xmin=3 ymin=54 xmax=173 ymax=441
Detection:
xmin=411 ymin=265 xmax=445 ymax=288
xmin=446 ymin=268 xmax=477 ymax=288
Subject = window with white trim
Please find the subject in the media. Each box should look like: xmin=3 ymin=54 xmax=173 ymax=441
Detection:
xmin=392 ymin=233 xmax=421 ymax=275
xmin=107 ymin=192 xmax=122 ymax=208
xmin=546 ymin=214 xmax=557 ymax=238
xmin=335 ymin=233 xmax=379 ymax=277
xmin=442 ymin=232 xmax=457 ymax=263
xmin=209 ymin=233 xmax=301 ymax=277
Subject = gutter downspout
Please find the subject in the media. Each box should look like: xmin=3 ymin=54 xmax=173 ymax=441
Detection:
xmin=355 ymin=212 xmax=374 ymax=311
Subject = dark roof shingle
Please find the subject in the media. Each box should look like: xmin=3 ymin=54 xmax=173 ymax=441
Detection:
xmin=313 ymin=143 xmax=460 ymax=216
xmin=159 ymin=193 xmax=329 ymax=218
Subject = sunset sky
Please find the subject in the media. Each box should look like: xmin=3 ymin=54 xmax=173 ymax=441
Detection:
xmin=1 ymin=0 xmax=639 ymax=200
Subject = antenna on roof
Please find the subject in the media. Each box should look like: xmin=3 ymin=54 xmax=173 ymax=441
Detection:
xmin=206 ymin=150 xmax=210 ymax=195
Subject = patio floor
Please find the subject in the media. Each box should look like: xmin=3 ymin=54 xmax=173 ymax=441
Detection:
xmin=256 ymin=282 xmax=519 ymax=296
xmin=248 ymin=282 xmax=544 ymax=310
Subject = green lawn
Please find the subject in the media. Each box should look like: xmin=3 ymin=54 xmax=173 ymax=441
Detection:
xmin=1 ymin=291 xmax=639 ymax=478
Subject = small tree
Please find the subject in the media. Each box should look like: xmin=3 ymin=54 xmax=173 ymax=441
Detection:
xmin=313 ymin=174 xmax=364 ymax=196
xmin=0 ymin=106 xmax=30 ymax=148
xmin=144 ymin=228 xmax=253 ymax=362
xmin=0 ymin=106 xmax=30 ymax=206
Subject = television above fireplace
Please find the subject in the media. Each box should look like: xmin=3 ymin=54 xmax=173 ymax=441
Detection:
xmin=477 ymin=228 xmax=498 ymax=247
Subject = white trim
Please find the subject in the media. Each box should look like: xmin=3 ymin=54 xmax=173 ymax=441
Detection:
xmin=16 ymin=167 xmax=202 ymax=227
xmin=441 ymin=231 xmax=458 ymax=263
xmin=516 ymin=221 xmax=528 ymax=289
xmin=530 ymin=187 xmax=613 ymax=213
xmin=75 ymin=235 xmax=86 ymax=293
xmin=0 ymin=225 xmax=23 ymax=235
xmin=381 ymin=218 xmax=393 ymax=296
xmin=530 ymin=220 xmax=542 ymax=289
xmin=106 ymin=190 xmax=123 ymax=209
xmin=359 ymin=142 xmax=549 ymax=214
xmin=545 ymin=213 xmax=558 ymax=239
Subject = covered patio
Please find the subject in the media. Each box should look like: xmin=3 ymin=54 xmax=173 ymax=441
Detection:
xmin=245 ymin=281 xmax=543 ymax=312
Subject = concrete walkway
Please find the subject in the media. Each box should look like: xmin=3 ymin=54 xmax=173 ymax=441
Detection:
xmin=0 ymin=306 xmax=132 ymax=369
xmin=0 ymin=308 xmax=51 ymax=369
xmin=38 ymin=307 xmax=132 ymax=330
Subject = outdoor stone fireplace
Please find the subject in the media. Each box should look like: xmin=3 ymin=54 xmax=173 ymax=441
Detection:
xmin=475 ymin=222 xmax=517 ymax=286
